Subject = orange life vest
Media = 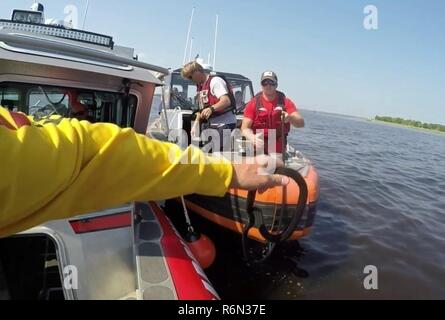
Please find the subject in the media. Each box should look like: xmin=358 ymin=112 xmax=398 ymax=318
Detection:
xmin=251 ymin=91 xmax=290 ymax=139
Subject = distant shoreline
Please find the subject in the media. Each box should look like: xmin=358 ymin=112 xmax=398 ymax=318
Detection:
xmin=371 ymin=120 xmax=445 ymax=135
xmin=301 ymin=109 xmax=368 ymax=121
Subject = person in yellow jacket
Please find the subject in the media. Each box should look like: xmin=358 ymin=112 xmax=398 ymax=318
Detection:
xmin=0 ymin=106 xmax=289 ymax=237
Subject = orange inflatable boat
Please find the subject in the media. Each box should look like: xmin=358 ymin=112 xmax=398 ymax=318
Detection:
xmin=182 ymin=149 xmax=319 ymax=243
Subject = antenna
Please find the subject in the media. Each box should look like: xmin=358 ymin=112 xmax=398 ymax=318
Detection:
xmin=208 ymin=52 xmax=211 ymax=65
xmin=183 ymin=7 xmax=195 ymax=65
xmin=212 ymin=15 xmax=219 ymax=70
xmin=82 ymin=0 xmax=90 ymax=30
xmin=188 ymin=37 xmax=194 ymax=62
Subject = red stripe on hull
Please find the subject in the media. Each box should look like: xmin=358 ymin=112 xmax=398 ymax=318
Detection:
xmin=150 ymin=202 xmax=218 ymax=300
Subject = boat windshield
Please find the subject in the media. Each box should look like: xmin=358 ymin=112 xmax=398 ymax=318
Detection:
xmin=0 ymin=82 xmax=138 ymax=128
xmin=169 ymin=74 xmax=198 ymax=110
xmin=228 ymin=77 xmax=254 ymax=113
xmin=170 ymin=73 xmax=254 ymax=113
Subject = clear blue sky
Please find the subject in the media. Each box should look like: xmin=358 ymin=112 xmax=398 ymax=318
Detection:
xmin=1 ymin=0 xmax=444 ymax=124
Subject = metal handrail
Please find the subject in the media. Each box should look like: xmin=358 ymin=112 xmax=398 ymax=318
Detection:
xmin=0 ymin=31 xmax=169 ymax=75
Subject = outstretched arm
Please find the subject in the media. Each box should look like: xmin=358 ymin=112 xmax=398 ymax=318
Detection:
xmin=0 ymin=107 xmax=288 ymax=236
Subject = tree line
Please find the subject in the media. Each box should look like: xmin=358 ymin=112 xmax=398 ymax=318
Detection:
xmin=375 ymin=116 xmax=445 ymax=132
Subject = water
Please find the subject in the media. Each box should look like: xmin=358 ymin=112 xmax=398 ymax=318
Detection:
xmin=286 ymin=111 xmax=445 ymax=300
xmin=159 ymin=110 xmax=445 ymax=300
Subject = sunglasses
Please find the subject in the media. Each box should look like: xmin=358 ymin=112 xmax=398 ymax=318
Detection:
xmin=262 ymin=80 xmax=276 ymax=86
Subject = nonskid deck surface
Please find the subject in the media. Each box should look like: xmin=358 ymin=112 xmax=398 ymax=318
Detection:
xmin=134 ymin=202 xmax=219 ymax=300
xmin=134 ymin=202 xmax=178 ymax=300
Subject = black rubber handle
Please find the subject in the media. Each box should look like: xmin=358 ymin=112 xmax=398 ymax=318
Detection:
xmin=247 ymin=167 xmax=308 ymax=243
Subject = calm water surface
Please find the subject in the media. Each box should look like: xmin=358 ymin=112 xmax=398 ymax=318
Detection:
xmin=156 ymin=109 xmax=445 ymax=300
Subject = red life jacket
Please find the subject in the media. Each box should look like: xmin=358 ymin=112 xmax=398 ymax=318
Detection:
xmin=197 ymin=75 xmax=236 ymax=117
xmin=251 ymin=91 xmax=290 ymax=139
xmin=0 ymin=110 xmax=31 ymax=130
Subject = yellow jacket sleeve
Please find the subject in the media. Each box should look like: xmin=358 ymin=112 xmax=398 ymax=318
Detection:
xmin=0 ymin=107 xmax=233 ymax=237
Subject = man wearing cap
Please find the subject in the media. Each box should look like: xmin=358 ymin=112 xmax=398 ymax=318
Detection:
xmin=241 ymin=71 xmax=305 ymax=155
xmin=181 ymin=61 xmax=237 ymax=151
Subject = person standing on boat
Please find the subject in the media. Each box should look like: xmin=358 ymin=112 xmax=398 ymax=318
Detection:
xmin=241 ymin=71 xmax=305 ymax=155
xmin=181 ymin=61 xmax=237 ymax=151
xmin=0 ymin=105 xmax=289 ymax=237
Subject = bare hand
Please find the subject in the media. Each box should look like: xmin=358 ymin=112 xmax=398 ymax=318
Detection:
xmin=283 ymin=111 xmax=290 ymax=123
xmin=230 ymin=155 xmax=290 ymax=193
xmin=200 ymin=108 xmax=213 ymax=120
xmin=253 ymin=132 xmax=265 ymax=149
xmin=190 ymin=120 xmax=200 ymax=138
xmin=246 ymin=132 xmax=264 ymax=149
